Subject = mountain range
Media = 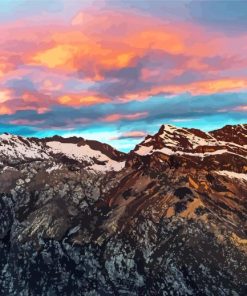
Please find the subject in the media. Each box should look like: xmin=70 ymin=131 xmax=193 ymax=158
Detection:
xmin=0 ymin=123 xmax=246 ymax=295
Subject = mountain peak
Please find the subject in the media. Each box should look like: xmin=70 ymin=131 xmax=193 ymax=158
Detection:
xmin=133 ymin=123 xmax=247 ymax=165
xmin=158 ymin=124 xmax=178 ymax=132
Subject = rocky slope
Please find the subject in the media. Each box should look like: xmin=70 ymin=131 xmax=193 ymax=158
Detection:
xmin=0 ymin=124 xmax=246 ymax=295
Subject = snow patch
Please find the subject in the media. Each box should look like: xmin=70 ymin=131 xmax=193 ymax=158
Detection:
xmin=46 ymin=164 xmax=62 ymax=173
xmin=216 ymin=170 xmax=247 ymax=181
xmin=0 ymin=134 xmax=50 ymax=160
xmin=135 ymin=145 xmax=154 ymax=156
xmin=47 ymin=141 xmax=125 ymax=172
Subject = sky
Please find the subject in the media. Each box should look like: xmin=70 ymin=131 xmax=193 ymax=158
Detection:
xmin=0 ymin=0 xmax=247 ymax=151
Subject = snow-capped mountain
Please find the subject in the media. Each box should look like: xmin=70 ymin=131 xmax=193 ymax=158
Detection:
xmin=0 ymin=124 xmax=246 ymax=295
xmin=134 ymin=123 xmax=247 ymax=157
xmin=131 ymin=124 xmax=247 ymax=175
xmin=0 ymin=133 xmax=50 ymax=164
xmin=0 ymin=133 xmax=126 ymax=171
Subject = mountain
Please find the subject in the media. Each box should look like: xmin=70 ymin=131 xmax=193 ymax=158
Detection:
xmin=0 ymin=124 xmax=247 ymax=295
xmin=132 ymin=124 xmax=247 ymax=172
xmin=0 ymin=133 xmax=126 ymax=171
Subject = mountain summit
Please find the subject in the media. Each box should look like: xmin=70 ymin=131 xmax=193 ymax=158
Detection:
xmin=131 ymin=124 xmax=247 ymax=173
xmin=134 ymin=123 xmax=247 ymax=156
xmin=0 ymin=124 xmax=247 ymax=295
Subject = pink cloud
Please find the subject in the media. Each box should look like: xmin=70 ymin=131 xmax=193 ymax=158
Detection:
xmin=9 ymin=119 xmax=45 ymax=125
xmin=110 ymin=131 xmax=147 ymax=140
xmin=102 ymin=112 xmax=148 ymax=122
xmin=233 ymin=105 xmax=247 ymax=112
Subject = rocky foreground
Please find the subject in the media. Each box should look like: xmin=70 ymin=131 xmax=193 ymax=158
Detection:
xmin=0 ymin=124 xmax=247 ymax=295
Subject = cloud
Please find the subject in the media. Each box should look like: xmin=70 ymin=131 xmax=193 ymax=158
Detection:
xmin=102 ymin=112 xmax=148 ymax=122
xmin=111 ymin=131 xmax=146 ymax=140
xmin=233 ymin=105 xmax=247 ymax=112
xmin=1 ymin=6 xmax=247 ymax=112
xmin=3 ymin=92 xmax=246 ymax=131
xmin=0 ymin=88 xmax=52 ymax=115
xmin=57 ymin=92 xmax=110 ymax=106
xmin=9 ymin=119 xmax=45 ymax=126
xmin=0 ymin=89 xmax=11 ymax=103
xmin=0 ymin=105 xmax=12 ymax=115
xmin=170 ymin=119 xmax=194 ymax=123
xmin=0 ymin=1 xmax=247 ymax=152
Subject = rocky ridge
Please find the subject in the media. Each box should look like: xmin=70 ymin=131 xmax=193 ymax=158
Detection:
xmin=0 ymin=133 xmax=126 ymax=171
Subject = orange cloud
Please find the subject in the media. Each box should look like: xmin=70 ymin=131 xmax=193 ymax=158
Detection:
xmin=0 ymin=7 xmax=247 ymax=114
xmin=0 ymin=105 xmax=12 ymax=115
xmin=190 ymin=78 xmax=247 ymax=94
xmin=32 ymin=44 xmax=78 ymax=70
xmin=24 ymin=9 xmax=247 ymax=100
xmin=0 ymin=88 xmax=51 ymax=115
xmin=22 ymin=10 xmax=188 ymax=82
xmin=30 ymin=10 xmax=234 ymax=77
xmin=0 ymin=89 xmax=11 ymax=103
xmin=58 ymin=93 xmax=110 ymax=106
xmin=123 ymin=78 xmax=247 ymax=99
xmin=0 ymin=62 xmax=12 ymax=78
xmin=127 ymin=29 xmax=184 ymax=55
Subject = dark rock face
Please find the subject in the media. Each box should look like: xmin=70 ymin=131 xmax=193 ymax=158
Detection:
xmin=210 ymin=124 xmax=247 ymax=146
xmin=0 ymin=124 xmax=247 ymax=295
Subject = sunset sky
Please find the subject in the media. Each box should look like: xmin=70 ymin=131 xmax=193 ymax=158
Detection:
xmin=0 ymin=0 xmax=247 ymax=151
